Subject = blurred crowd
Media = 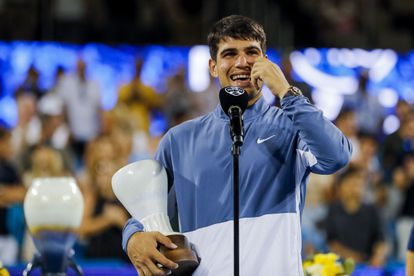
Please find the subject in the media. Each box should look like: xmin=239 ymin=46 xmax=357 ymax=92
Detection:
xmin=0 ymin=56 xmax=414 ymax=270
xmin=0 ymin=57 xmax=218 ymax=265
xmin=303 ymin=71 xmax=414 ymax=267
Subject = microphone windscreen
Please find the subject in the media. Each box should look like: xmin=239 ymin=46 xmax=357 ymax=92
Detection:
xmin=219 ymin=86 xmax=249 ymax=115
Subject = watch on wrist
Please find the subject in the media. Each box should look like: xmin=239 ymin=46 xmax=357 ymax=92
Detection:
xmin=281 ymin=86 xmax=302 ymax=99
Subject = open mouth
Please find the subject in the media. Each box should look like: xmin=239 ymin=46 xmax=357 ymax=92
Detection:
xmin=230 ymin=74 xmax=251 ymax=82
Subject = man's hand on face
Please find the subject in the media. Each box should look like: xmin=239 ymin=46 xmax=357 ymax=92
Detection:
xmin=251 ymin=57 xmax=290 ymax=98
xmin=127 ymin=231 xmax=179 ymax=276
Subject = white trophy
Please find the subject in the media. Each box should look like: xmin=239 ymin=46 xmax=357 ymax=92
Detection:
xmin=112 ymin=159 xmax=199 ymax=275
xmin=23 ymin=177 xmax=84 ymax=276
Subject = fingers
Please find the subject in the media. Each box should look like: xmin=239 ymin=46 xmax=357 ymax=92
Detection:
xmin=152 ymin=250 xmax=179 ymax=270
xmin=250 ymin=70 xmax=262 ymax=90
xmin=144 ymin=258 xmax=167 ymax=276
xmin=135 ymin=255 xmax=174 ymax=276
xmin=154 ymin=232 xmax=177 ymax=249
xmin=251 ymin=58 xmax=289 ymax=95
xmin=141 ymin=265 xmax=151 ymax=276
xmin=251 ymin=60 xmax=265 ymax=90
xmin=137 ymin=261 xmax=165 ymax=276
xmin=137 ymin=266 xmax=150 ymax=276
xmin=128 ymin=231 xmax=179 ymax=276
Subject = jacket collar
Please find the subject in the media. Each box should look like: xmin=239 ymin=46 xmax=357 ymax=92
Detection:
xmin=214 ymin=95 xmax=270 ymax=122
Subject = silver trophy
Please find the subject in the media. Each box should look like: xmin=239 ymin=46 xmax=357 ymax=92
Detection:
xmin=112 ymin=159 xmax=199 ymax=275
xmin=23 ymin=177 xmax=84 ymax=276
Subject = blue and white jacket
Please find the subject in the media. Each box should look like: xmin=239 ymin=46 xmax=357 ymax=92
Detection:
xmin=123 ymin=95 xmax=352 ymax=275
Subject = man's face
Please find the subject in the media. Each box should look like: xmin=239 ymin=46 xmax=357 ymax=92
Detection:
xmin=209 ymin=38 xmax=264 ymax=98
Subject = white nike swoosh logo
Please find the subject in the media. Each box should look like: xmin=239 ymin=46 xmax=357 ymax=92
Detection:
xmin=257 ymin=135 xmax=276 ymax=144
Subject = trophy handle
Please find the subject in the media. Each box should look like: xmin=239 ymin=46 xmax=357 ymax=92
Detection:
xmin=159 ymin=234 xmax=200 ymax=276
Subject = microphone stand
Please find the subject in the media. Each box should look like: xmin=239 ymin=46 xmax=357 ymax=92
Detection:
xmin=232 ymin=143 xmax=240 ymax=276
xmin=229 ymin=106 xmax=243 ymax=276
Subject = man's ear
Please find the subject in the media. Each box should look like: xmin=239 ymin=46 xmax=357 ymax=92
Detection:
xmin=209 ymin=59 xmax=218 ymax=77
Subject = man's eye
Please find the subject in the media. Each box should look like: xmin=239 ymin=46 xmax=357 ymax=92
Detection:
xmin=223 ymin=52 xmax=236 ymax=57
xmin=247 ymin=51 xmax=259 ymax=56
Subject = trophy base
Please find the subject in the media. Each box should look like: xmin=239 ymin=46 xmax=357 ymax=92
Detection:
xmin=159 ymin=234 xmax=199 ymax=276
xmin=23 ymin=250 xmax=83 ymax=276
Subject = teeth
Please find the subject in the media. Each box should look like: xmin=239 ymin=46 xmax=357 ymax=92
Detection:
xmin=231 ymin=74 xmax=250 ymax=81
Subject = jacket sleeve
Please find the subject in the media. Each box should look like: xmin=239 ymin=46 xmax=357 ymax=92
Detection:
xmin=154 ymin=131 xmax=177 ymax=221
xmin=122 ymin=218 xmax=144 ymax=252
xmin=281 ymin=94 xmax=352 ymax=174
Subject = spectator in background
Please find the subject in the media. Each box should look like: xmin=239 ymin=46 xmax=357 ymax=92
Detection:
xmin=407 ymin=224 xmax=414 ymax=276
xmin=343 ymin=70 xmax=384 ymax=136
xmin=57 ymin=58 xmax=102 ymax=170
xmin=14 ymin=65 xmax=45 ymax=100
xmin=0 ymin=127 xmax=25 ymax=265
xmin=22 ymin=145 xmax=70 ymax=184
xmin=396 ymin=100 xmax=412 ymax=122
xmin=302 ymin=173 xmax=334 ymax=256
xmin=11 ymin=94 xmax=41 ymax=162
xmin=163 ymin=66 xmax=197 ymax=127
xmin=335 ymin=107 xmax=360 ymax=161
xmin=36 ymin=93 xmax=70 ymax=150
xmin=116 ymin=58 xmax=163 ymax=133
xmin=352 ymin=133 xmax=381 ymax=176
xmin=381 ymin=111 xmax=414 ymax=182
xmin=12 ymin=66 xmax=68 ymax=165
xmin=110 ymin=119 xmax=143 ymax=165
xmin=77 ymin=135 xmax=117 ymax=194
xmin=48 ymin=66 xmax=66 ymax=94
xmin=17 ymin=94 xmax=72 ymax=173
xmin=78 ymin=152 xmax=128 ymax=261
xmin=324 ymin=167 xmax=388 ymax=267
xmin=13 ymin=90 xmax=70 ymax=171
xmin=351 ymin=132 xmax=382 ymax=203
xmin=394 ymin=154 xmax=414 ymax=261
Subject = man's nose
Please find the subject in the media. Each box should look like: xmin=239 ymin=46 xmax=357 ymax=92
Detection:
xmin=235 ymin=54 xmax=249 ymax=67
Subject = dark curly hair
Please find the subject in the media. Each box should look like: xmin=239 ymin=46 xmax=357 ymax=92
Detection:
xmin=207 ymin=15 xmax=267 ymax=61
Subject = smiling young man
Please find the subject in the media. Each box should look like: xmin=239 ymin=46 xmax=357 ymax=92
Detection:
xmin=122 ymin=15 xmax=352 ymax=276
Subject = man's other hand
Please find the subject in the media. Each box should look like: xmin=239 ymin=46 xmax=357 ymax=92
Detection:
xmin=127 ymin=231 xmax=179 ymax=276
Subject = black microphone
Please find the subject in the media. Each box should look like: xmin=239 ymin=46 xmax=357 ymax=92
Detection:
xmin=219 ymin=86 xmax=249 ymax=147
